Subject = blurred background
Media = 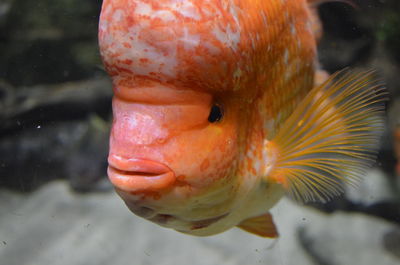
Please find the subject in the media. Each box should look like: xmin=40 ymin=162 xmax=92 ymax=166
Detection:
xmin=0 ymin=0 xmax=399 ymax=265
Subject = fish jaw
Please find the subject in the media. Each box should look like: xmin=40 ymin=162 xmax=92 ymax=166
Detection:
xmin=107 ymin=155 xmax=176 ymax=192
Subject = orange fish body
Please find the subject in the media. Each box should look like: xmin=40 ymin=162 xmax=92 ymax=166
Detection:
xmin=99 ymin=0 xmax=386 ymax=237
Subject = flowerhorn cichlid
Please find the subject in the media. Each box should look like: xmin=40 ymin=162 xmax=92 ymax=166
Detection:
xmin=98 ymin=0 xmax=387 ymax=237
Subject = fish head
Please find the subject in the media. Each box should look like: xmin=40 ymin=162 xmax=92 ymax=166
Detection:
xmin=107 ymin=81 xmax=251 ymax=233
xmin=98 ymin=0 xmax=313 ymax=235
xmin=98 ymin=0 xmax=267 ymax=234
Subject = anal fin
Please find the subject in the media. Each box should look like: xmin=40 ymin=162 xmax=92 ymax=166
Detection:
xmin=237 ymin=212 xmax=278 ymax=238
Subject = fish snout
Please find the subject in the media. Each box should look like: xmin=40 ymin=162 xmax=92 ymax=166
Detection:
xmin=107 ymin=154 xmax=176 ymax=192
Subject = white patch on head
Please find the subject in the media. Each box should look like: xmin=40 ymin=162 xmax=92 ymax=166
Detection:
xmin=199 ymin=37 xmax=221 ymax=57
xmin=173 ymin=1 xmax=201 ymax=20
xmin=154 ymin=10 xmax=176 ymax=22
xmin=99 ymin=19 xmax=108 ymax=35
xmin=135 ymin=1 xmax=175 ymax=22
xmin=226 ymin=25 xmax=241 ymax=50
xmin=306 ymin=21 xmax=313 ymax=35
xmin=251 ymin=35 xmax=256 ymax=50
xmin=102 ymin=3 xmax=113 ymax=18
xmin=247 ymin=152 xmax=255 ymax=161
xmin=283 ymin=49 xmax=289 ymax=64
xmin=212 ymin=26 xmax=228 ymax=45
xmin=290 ymin=24 xmax=296 ymax=35
xmin=297 ymin=38 xmax=302 ymax=49
xmin=262 ymin=139 xmax=276 ymax=176
xmin=209 ymin=3 xmax=241 ymax=52
xmin=202 ymin=3 xmax=220 ymax=18
xmin=135 ymin=2 xmax=152 ymax=16
xmin=233 ymin=67 xmax=243 ymax=91
xmin=112 ymin=9 xmax=124 ymax=22
xmin=260 ymin=10 xmax=268 ymax=26
xmin=276 ymin=112 xmax=284 ymax=126
xmin=253 ymin=160 xmax=261 ymax=173
xmin=229 ymin=3 xmax=240 ymax=27
xmin=118 ymin=111 xmax=168 ymax=145
xmin=211 ymin=23 xmax=240 ymax=52
xmin=180 ymin=27 xmax=201 ymax=51
xmin=118 ymin=24 xmax=178 ymax=78
xmin=233 ymin=67 xmax=242 ymax=79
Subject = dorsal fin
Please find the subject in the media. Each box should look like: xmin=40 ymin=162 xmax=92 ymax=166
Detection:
xmin=267 ymin=69 xmax=388 ymax=203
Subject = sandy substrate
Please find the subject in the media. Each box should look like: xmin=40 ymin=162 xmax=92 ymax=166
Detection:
xmin=0 ymin=178 xmax=399 ymax=265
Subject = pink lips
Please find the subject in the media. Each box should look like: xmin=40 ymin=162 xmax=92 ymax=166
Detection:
xmin=107 ymin=155 xmax=176 ymax=192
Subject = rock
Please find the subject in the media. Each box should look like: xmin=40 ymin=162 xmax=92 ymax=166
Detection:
xmin=1 ymin=181 xmax=399 ymax=265
xmin=298 ymin=211 xmax=400 ymax=265
xmin=383 ymin=228 xmax=400 ymax=259
xmin=0 ymin=76 xmax=112 ymax=134
xmin=317 ymin=2 xmax=374 ymax=72
xmin=345 ymin=168 xmax=397 ymax=204
xmin=0 ymin=0 xmax=13 ymax=25
xmin=0 ymin=0 xmax=102 ymax=86
xmin=0 ymin=115 xmax=111 ymax=192
xmin=0 ymin=77 xmax=112 ymax=192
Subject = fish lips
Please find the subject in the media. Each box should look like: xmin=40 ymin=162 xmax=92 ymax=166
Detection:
xmin=107 ymin=155 xmax=176 ymax=192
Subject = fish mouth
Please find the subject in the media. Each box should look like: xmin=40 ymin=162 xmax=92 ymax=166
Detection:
xmin=107 ymin=155 xmax=176 ymax=192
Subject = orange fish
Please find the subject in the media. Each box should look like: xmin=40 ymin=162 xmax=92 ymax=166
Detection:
xmin=98 ymin=0 xmax=387 ymax=237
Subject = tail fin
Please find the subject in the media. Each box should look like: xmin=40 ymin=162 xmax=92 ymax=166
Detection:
xmin=268 ymin=69 xmax=388 ymax=203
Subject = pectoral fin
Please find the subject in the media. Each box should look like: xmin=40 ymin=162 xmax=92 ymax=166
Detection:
xmin=237 ymin=212 xmax=278 ymax=238
xmin=268 ymin=69 xmax=387 ymax=203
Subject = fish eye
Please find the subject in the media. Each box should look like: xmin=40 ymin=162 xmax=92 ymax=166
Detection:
xmin=208 ymin=104 xmax=224 ymax=123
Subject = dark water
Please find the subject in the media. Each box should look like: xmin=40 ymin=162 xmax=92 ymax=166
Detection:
xmin=0 ymin=1 xmax=399 ymax=264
